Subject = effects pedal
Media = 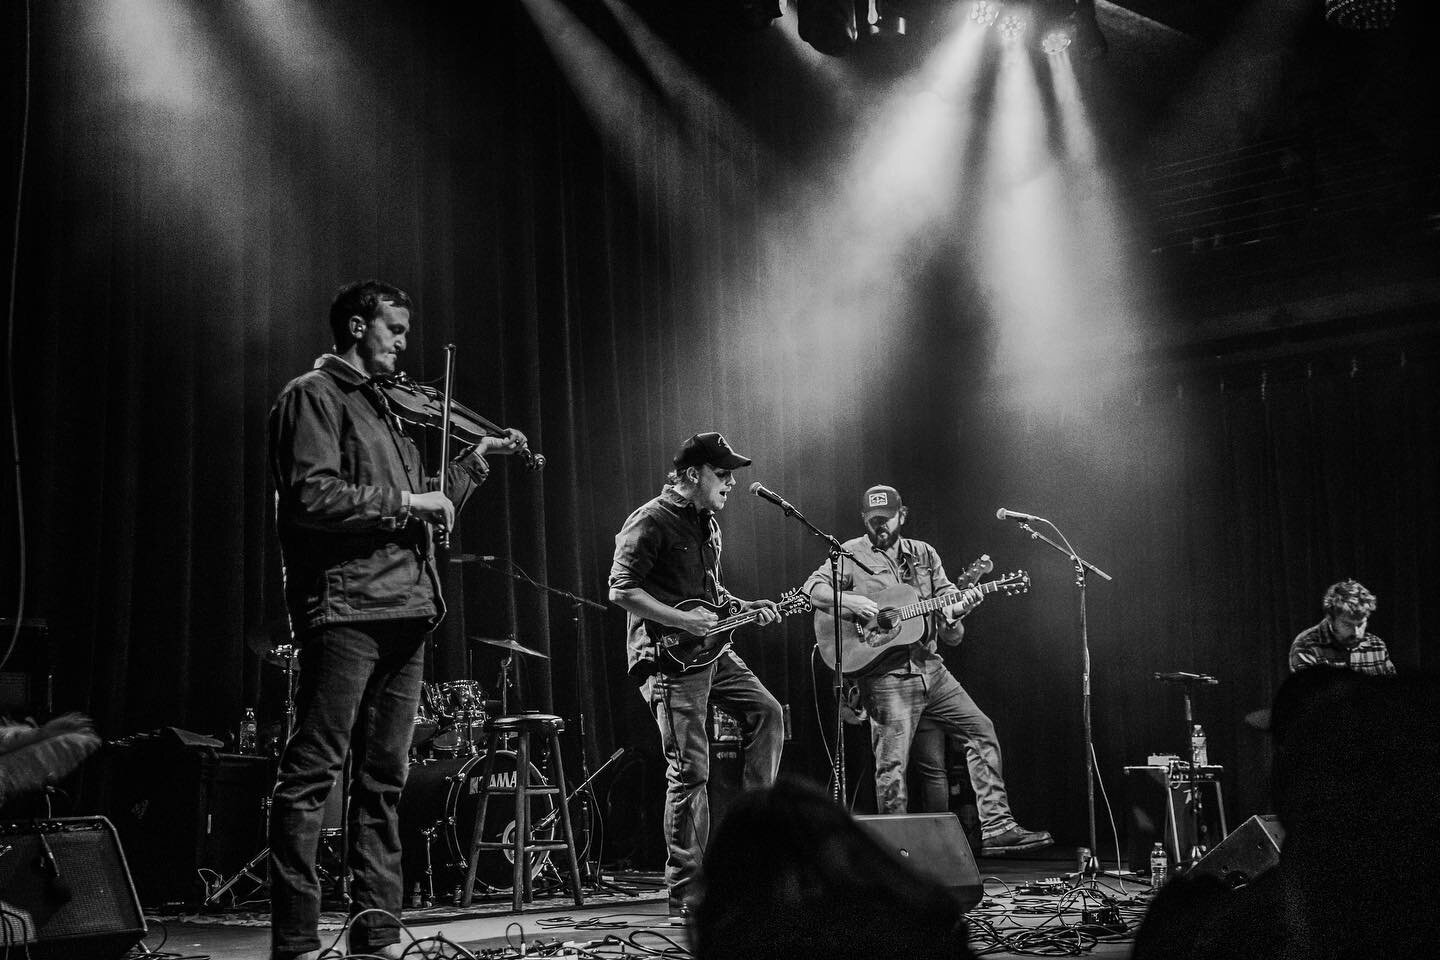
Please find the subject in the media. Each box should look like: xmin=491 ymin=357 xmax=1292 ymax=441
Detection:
xmin=1017 ymin=877 xmax=1068 ymax=895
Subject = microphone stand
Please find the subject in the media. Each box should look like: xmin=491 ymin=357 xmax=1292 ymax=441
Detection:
xmin=1002 ymin=513 xmax=1111 ymax=873
xmin=1154 ymin=672 xmax=1218 ymax=869
xmin=753 ymin=489 xmax=875 ymax=806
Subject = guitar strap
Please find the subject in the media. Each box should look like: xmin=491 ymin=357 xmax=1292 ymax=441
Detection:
xmin=703 ymin=513 xmax=725 ymax=605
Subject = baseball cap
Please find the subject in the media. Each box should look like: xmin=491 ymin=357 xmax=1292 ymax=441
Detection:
xmin=673 ymin=432 xmax=753 ymax=470
xmin=861 ymin=485 xmax=903 ymax=519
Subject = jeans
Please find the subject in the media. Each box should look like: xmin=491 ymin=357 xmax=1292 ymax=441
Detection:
xmin=640 ymin=650 xmax=784 ymax=902
xmin=269 ymin=620 xmax=427 ymax=959
xmin=909 ymin=719 xmax=954 ymax=815
xmin=861 ymin=660 xmax=1017 ymax=839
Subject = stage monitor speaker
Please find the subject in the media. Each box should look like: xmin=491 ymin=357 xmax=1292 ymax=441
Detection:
xmin=0 ymin=817 xmax=147 ymax=959
xmin=1188 ymin=814 xmax=1284 ymax=888
xmin=99 ymin=741 xmax=270 ymax=908
xmin=855 ymin=812 xmax=982 ymax=913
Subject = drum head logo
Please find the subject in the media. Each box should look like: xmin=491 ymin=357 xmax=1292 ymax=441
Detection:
xmin=469 ymin=771 xmax=517 ymax=793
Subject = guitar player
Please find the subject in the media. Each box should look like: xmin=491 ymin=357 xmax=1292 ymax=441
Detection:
xmin=804 ymin=485 xmax=1052 ymax=855
xmin=607 ymin=431 xmax=784 ymax=917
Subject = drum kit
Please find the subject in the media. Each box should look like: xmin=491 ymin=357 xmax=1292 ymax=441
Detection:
xmin=224 ymin=629 xmax=567 ymax=907
xmin=400 ymin=634 xmax=557 ymax=905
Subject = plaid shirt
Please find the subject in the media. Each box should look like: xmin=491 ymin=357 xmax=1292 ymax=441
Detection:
xmin=1289 ymin=618 xmax=1396 ymax=676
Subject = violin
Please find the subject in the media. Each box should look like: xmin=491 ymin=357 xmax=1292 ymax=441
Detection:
xmin=375 ymin=372 xmax=545 ymax=473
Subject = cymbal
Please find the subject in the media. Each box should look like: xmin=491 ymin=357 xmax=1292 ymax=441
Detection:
xmin=469 ymin=635 xmax=549 ymax=660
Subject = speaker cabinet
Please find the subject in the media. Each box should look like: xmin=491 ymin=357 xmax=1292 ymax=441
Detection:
xmin=0 ymin=817 xmax=147 ymax=959
xmin=98 ymin=740 xmax=271 ymax=907
xmin=854 ymin=812 xmax=982 ymax=913
xmin=1188 ymin=814 xmax=1284 ymax=888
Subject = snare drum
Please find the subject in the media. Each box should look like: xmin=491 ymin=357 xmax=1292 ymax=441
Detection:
xmin=399 ymin=750 xmax=555 ymax=900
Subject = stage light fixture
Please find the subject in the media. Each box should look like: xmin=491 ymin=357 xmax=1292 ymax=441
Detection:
xmin=736 ymin=0 xmax=784 ymax=29
xmin=998 ymin=13 xmax=1025 ymax=44
xmin=797 ymin=0 xmax=859 ymax=55
xmin=1070 ymin=0 xmax=1106 ymax=59
xmin=1323 ymin=0 xmax=1396 ymax=30
xmin=1040 ymin=26 xmax=1072 ymax=54
xmin=970 ymin=1 xmax=1000 ymax=27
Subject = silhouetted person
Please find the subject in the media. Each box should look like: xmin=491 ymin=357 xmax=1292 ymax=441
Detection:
xmin=690 ymin=777 xmax=975 ymax=960
xmin=1133 ymin=669 xmax=1440 ymax=960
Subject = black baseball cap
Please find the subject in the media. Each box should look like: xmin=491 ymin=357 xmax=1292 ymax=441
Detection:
xmin=861 ymin=485 xmax=903 ymax=519
xmin=673 ymin=432 xmax=752 ymax=470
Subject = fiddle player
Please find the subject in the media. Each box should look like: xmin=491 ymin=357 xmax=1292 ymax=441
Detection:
xmin=267 ymin=279 xmax=523 ymax=960
xmin=608 ymin=432 xmax=784 ymax=918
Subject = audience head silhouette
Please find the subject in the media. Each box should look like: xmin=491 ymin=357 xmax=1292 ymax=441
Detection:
xmin=690 ymin=777 xmax=974 ymax=960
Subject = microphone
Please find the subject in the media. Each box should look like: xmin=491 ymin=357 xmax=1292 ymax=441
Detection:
xmin=749 ymin=481 xmax=796 ymax=512
xmin=995 ymin=507 xmax=1041 ymax=522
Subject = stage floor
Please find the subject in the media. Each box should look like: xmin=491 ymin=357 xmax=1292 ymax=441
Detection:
xmin=146 ymin=852 xmax=1150 ymax=959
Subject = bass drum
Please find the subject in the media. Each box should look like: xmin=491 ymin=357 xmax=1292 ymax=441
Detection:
xmin=399 ymin=750 xmax=556 ymax=900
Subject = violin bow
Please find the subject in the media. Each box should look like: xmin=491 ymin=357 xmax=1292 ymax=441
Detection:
xmin=437 ymin=343 xmax=457 ymax=549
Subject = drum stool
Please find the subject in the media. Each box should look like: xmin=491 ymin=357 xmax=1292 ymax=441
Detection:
xmin=461 ymin=713 xmax=585 ymax=911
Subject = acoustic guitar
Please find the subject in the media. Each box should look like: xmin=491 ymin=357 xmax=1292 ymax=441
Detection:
xmin=650 ymin=588 xmax=812 ymax=674
xmin=813 ymin=556 xmax=1030 ymax=677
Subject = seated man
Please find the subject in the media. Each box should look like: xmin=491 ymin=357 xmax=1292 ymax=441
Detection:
xmin=1288 ymin=579 xmax=1394 ymax=676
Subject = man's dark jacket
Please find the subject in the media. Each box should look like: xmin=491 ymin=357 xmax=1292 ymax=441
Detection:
xmin=268 ymin=355 xmax=486 ymax=633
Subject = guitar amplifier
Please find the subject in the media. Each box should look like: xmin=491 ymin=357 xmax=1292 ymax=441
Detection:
xmin=0 ymin=817 xmax=147 ymax=959
xmin=1124 ymin=764 xmax=1229 ymax=870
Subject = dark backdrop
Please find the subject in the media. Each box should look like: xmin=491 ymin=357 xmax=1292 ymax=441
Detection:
xmin=3 ymin=0 xmax=1438 ymax=860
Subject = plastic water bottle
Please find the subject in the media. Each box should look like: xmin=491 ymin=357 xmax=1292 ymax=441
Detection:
xmin=1149 ymin=842 xmax=1169 ymax=887
xmin=1191 ymin=723 xmax=1208 ymax=767
xmin=239 ymin=707 xmax=258 ymax=754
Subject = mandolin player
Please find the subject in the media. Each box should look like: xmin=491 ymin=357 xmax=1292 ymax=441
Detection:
xmin=607 ymin=432 xmax=783 ymax=918
xmin=804 ymin=485 xmax=1051 ymax=855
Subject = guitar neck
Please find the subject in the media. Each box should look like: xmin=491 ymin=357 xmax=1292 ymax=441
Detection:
xmin=897 ymin=581 xmax=1003 ymax=621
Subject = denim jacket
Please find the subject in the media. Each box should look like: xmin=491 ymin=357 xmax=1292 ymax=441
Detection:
xmin=268 ymin=355 xmax=487 ymax=634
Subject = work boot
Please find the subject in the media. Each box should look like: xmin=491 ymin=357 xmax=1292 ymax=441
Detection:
xmin=979 ymin=825 xmax=1054 ymax=855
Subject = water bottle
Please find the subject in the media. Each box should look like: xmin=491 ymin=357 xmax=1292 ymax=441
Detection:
xmin=239 ymin=707 xmax=258 ymax=755
xmin=1191 ymin=723 xmax=1208 ymax=767
xmin=1149 ymin=842 xmax=1169 ymax=886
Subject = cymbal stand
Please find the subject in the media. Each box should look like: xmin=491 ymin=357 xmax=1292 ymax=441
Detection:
xmin=206 ymin=646 xmax=353 ymax=908
xmin=205 ymin=644 xmax=297 ymax=906
xmin=529 ymin=742 xmax=632 ymax=896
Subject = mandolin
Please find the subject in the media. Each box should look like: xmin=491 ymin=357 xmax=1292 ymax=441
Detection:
xmin=649 ymin=588 xmax=812 ymax=674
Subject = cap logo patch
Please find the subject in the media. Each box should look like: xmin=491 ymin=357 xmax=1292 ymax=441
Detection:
xmin=714 ymin=434 xmax=731 ymax=451
xmin=868 ymin=492 xmax=890 ymax=507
